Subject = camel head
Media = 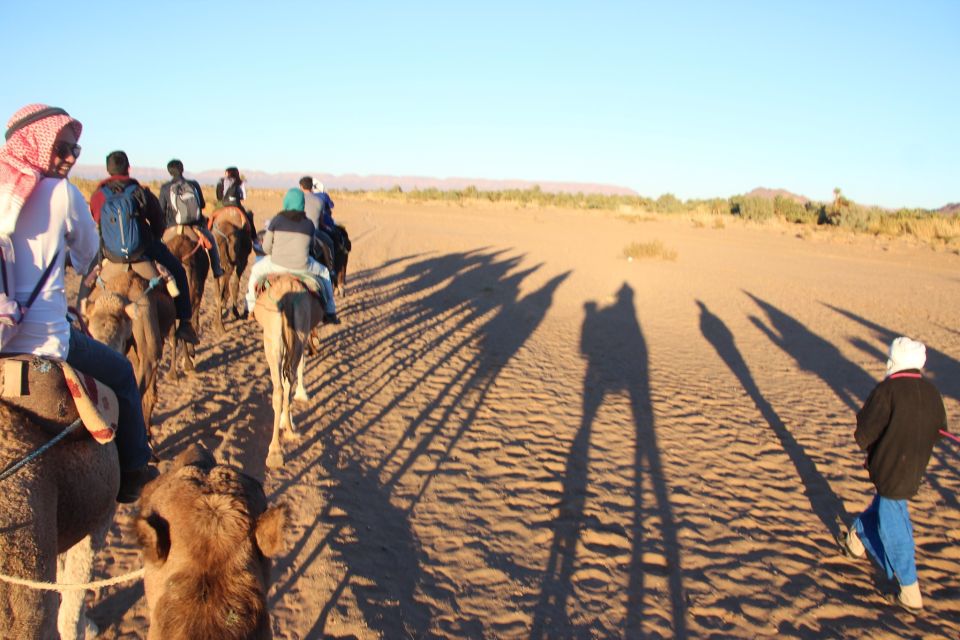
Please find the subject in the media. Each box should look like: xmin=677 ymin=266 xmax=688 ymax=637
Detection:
xmin=135 ymin=445 xmax=287 ymax=640
xmin=85 ymin=292 xmax=137 ymax=353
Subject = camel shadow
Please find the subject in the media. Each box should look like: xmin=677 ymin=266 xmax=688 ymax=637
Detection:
xmin=263 ymin=248 xmax=569 ymax=637
xmin=530 ymin=283 xmax=687 ymax=639
xmin=698 ymin=300 xmax=849 ymax=536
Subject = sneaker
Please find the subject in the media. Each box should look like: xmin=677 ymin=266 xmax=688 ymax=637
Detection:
xmin=838 ymin=527 xmax=866 ymax=559
xmin=896 ymin=582 xmax=923 ymax=614
xmin=323 ymin=313 xmax=341 ymax=325
xmin=175 ymin=320 xmax=200 ymax=345
xmin=117 ymin=465 xmax=157 ymax=503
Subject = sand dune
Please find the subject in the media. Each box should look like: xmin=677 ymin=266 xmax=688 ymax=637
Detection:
xmin=84 ymin=196 xmax=960 ymax=638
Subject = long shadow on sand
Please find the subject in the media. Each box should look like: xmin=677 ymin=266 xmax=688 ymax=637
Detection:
xmin=698 ymin=300 xmax=849 ymax=537
xmin=530 ymin=284 xmax=687 ymax=639
xmin=267 ymin=248 xmax=568 ymax=638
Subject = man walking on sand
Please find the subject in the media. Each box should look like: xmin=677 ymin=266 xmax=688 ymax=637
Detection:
xmin=841 ymin=336 xmax=947 ymax=614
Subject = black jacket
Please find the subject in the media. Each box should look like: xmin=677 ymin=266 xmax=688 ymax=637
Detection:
xmin=856 ymin=370 xmax=946 ymax=499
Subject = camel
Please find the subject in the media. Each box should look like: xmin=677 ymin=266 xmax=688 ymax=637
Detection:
xmin=164 ymin=226 xmax=211 ymax=376
xmin=136 ymin=444 xmax=286 ymax=640
xmin=85 ymin=263 xmax=175 ymax=438
xmin=253 ymin=275 xmax=325 ymax=469
xmin=0 ymin=362 xmax=119 ymax=639
xmin=210 ymin=207 xmax=253 ymax=333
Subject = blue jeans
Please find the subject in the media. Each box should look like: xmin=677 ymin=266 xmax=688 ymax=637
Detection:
xmin=67 ymin=328 xmax=151 ymax=471
xmin=245 ymin=256 xmax=336 ymax=315
xmin=854 ymin=494 xmax=917 ymax=586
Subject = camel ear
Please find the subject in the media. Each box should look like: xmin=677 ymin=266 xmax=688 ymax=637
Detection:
xmin=136 ymin=512 xmax=171 ymax=564
xmin=124 ymin=301 xmax=139 ymax=320
xmin=255 ymin=503 xmax=287 ymax=558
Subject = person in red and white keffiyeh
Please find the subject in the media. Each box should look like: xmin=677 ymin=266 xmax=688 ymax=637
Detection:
xmin=0 ymin=103 xmax=153 ymax=503
xmin=0 ymin=104 xmax=83 ymax=234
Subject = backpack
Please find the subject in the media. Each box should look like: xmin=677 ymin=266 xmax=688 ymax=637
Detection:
xmin=0 ymin=236 xmax=61 ymax=351
xmin=99 ymin=183 xmax=147 ymax=263
xmin=171 ymin=179 xmax=201 ymax=225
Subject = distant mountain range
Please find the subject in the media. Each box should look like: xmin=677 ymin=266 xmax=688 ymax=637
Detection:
xmin=68 ymin=168 xmax=955 ymax=212
xmin=70 ymin=164 xmax=639 ymax=196
xmin=744 ymin=187 xmax=810 ymax=204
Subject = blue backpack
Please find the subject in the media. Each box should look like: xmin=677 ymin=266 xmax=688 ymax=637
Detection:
xmin=99 ymin=183 xmax=147 ymax=263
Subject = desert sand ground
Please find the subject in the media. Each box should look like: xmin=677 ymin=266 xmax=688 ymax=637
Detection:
xmin=82 ymin=194 xmax=960 ymax=639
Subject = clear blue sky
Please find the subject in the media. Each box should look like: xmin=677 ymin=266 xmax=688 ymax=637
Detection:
xmin=3 ymin=1 xmax=957 ymax=208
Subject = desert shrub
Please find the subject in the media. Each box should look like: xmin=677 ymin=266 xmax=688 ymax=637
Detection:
xmin=820 ymin=202 xmax=884 ymax=232
xmin=774 ymin=195 xmax=817 ymax=224
xmin=623 ymin=240 xmax=677 ymax=261
xmin=730 ymin=195 xmax=776 ymax=222
xmin=653 ymin=193 xmax=684 ymax=214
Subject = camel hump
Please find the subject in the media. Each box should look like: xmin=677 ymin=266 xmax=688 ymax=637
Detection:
xmin=210 ymin=206 xmax=250 ymax=233
xmin=99 ymin=258 xmax=161 ymax=285
xmin=163 ymin=224 xmax=200 ymax=243
xmin=0 ymin=357 xmax=117 ymax=443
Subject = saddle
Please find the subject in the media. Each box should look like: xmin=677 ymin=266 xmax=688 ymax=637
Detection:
xmin=0 ymin=355 xmax=117 ymax=444
xmin=163 ymin=224 xmax=212 ymax=250
xmin=255 ymin=272 xmax=323 ymax=302
xmin=93 ymin=258 xmax=176 ymax=299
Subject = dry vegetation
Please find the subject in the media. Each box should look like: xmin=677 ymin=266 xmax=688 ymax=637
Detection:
xmin=622 ymin=240 xmax=677 ymax=261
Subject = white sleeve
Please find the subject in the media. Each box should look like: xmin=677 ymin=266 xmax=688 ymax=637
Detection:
xmin=63 ymin=182 xmax=99 ymax=275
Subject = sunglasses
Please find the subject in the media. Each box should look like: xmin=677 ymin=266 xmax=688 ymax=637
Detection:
xmin=54 ymin=141 xmax=81 ymax=160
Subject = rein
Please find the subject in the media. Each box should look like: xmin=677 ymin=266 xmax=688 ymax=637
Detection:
xmin=182 ymin=236 xmax=204 ymax=260
xmin=0 ymin=417 xmax=83 ymax=483
xmin=887 ymin=372 xmax=958 ymax=444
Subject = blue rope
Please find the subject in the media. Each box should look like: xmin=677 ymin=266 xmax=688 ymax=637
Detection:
xmin=0 ymin=418 xmax=84 ymax=483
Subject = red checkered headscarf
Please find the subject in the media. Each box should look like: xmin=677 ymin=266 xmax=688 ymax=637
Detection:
xmin=0 ymin=103 xmax=82 ymax=235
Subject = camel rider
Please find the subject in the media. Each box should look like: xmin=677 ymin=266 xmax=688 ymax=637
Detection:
xmin=216 ymin=166 xmax=260 ymax=250
xmin=158 ymin=159 xmax=226 ymax=279
xmin=87 ymin=151 xmax=199 ymax=345
xmin=299 ymin=176 xmax=336 ymax=275
xmin=244 ymin=188 xmax=339 ymax=324
xmin=0 ymin=104 xmax=153 ymax=502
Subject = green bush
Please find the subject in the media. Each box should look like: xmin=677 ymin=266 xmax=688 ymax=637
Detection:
xmin=730 ymin=195 xmax=775 ymax=222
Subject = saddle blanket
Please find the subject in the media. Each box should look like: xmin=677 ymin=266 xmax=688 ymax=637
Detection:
xmin=1 ymin=358 xmax=118 ymax=444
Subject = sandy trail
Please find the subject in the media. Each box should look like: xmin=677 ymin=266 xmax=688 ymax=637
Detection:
xmin=86 ymin=196 xmax=960 ymax=638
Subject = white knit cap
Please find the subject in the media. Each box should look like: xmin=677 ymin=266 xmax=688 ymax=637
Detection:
xmin=886 ymin=336 xmax=926 ymax=377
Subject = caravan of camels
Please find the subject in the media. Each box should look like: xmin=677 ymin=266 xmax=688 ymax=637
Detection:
xmin=0 ymin=109 xmax=349 ymax=639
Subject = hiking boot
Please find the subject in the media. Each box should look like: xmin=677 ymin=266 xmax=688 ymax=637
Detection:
xmin=175 ymin=320 xmax=200 ymax=345
xmin=323 ymin=313 xmax=341 ymax=325
xmin=117 ymin=465 xmax=157 ymax=503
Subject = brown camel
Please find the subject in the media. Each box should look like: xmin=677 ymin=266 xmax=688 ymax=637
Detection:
xmin=164 ymin=226 xmax=211 ymax=376
xmin=253 ymin=275 xmax=324 ymax=469
xmin=85 ymin=263 xmax=175 ymax=437
xmin=210 ymin=207 xmax=253 ymax=333
xmin=0 ymin=362 xmax=119 ymax=639
xmin=136 ymin=444 xmax=286 ymax=640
